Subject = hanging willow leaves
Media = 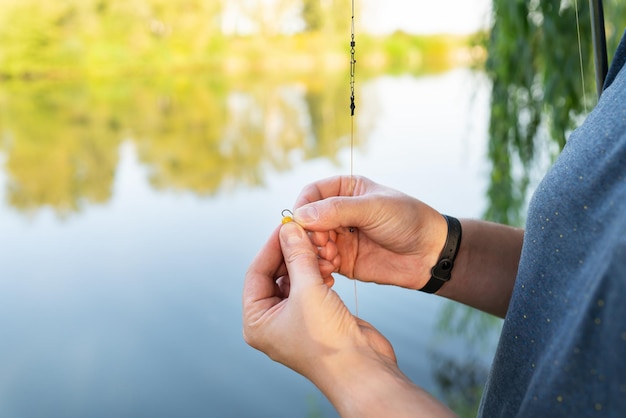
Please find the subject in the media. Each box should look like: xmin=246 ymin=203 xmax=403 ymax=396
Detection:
xmin=484 ymin=0 xmax=626 ymax=226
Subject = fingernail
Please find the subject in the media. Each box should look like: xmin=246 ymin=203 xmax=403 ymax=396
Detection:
xmin=281 ymin=221 xmax=304 ymax=244
xmin=294 ymin=206 xmax=318 ymax=223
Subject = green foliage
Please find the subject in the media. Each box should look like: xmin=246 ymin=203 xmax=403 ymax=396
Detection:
xmin=0 ymin=0 xmax=225 ymax=78
xmin=437 ymin=303 xmax=503 ymax=350
xmin=432 ymin=355 xmax=490 ymax=418
xmin=0 ymin=71 xmax=359 ymax=215
xmin=0 ymin=81 xmax=122 ymax=214
xmin=433 ymin=303 xmax=502 ymax=417
xmin=484 ymin=0 xmax=626 ymax=226
xmin=302 ymin=0 xmax=323 ymax=32
xmin=379 ymin=32 xmax=469 ymax=74
xmin=0 ymin=0 xmax=471 ymax=216
xmin=0 ymin=0 xmax=464 ymax=79
xmin=312 ymin=0 xmax=357 ymax=35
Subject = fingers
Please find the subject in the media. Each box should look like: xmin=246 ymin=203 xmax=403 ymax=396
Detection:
xmin=292 ymin=176 xmax=383 ymax=232
xmin=318 ymin=257 xmax=338 ymax=281
xmin=318 ymin=237 xmax=338 ymax=261
xmin=293 ymin=175 xmax=347 ymax=207
xmin=242 ymin=227 xmax=287 ymax=345
xmin=293 ymin=195 xmax=371 ymax=232
xmin=279 ymin=222 xmax=325 ymax=291
xmin=307 ymin=230 xmax=330 ymax=249
xmin=322 ymin=274 xmax=335 ymax=287
xmin=294 ymin=175 xmax=366 ymax=207
xmin=243 ymin=226 xmax=283 ymax=307
xmin=307 ymin=230 xmax=341 ymax=275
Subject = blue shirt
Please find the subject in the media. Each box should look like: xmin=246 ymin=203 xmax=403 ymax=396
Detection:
xmin=479 ymin=31 xmax=626 ymax=416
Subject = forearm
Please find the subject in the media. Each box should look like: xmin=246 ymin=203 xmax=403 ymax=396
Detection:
xmin=437 ymin=219 xmax=524 ymax=318
xmin=313 ymin=349 xmax=456 ymax=418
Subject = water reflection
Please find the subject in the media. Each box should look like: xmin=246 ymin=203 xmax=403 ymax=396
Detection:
xmin=0 ymin=72 xmax=360 ymax=215
xmin=0 ymin=82 xmax=121 ymax=214
xmin=430 ymin=303 xmax=502 ymax=417
xmin=0 ymin=69 xmax=502 ymax=417
xmin=432 ymin=354 xmax=490 ymax=418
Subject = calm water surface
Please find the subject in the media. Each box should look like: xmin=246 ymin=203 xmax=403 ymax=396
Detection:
xmin=0 ymin=68 xmax=501 ymax=417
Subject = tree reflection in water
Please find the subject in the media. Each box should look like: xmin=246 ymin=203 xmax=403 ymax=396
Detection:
xmin=0 ymin=72 xmax=358 ymax=216
xmin=431 ymin=303 xmax=502 ymax=418
xmin=432 ymin=354 xmax=489 ymax=418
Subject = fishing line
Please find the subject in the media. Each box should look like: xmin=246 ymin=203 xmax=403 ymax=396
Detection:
xmin=574 ymin=0 xmax=589 ymax=113
xmin=282 ymin=2 xmax=360 ymax=317
xmin=349 ymin=0 xmax=356 ymax=191
xmin=349 ymin=0 xmax=358 ymax=318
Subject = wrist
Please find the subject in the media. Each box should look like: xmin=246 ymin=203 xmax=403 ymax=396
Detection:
xmin=419 ymin=215 xmax=463 ymax=294
xmin=409 ymin=211 xmax=448 ymax=291
xmin=313 ymin=347 xmax=453 ymax=417
xmin=316 ymin=348 xmax=405 ymax=416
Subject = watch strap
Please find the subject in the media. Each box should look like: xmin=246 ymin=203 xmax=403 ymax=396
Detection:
xmin=419 ymin=215 xmax=462 ymax=294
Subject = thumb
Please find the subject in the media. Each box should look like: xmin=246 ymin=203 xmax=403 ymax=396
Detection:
xmin=279 ymin=222 xmax=324 ymax=290
xmin=293 ymin=197 xmax=365 ymax=231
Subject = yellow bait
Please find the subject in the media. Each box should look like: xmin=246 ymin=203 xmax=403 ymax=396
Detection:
xmin=281 ymin=209 xmax=294 ymax=224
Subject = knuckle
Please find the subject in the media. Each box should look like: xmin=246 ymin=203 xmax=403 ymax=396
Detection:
xmin=284 ymin=247 xmax=315 ymax=265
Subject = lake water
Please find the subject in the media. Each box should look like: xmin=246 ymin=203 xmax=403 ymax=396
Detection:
xmin=0 ymin=68 xmax=502 ymax=417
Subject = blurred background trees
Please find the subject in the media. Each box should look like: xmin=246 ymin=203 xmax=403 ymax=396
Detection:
xmin=2 ymin=0 xmax=626 ymax=222
xmin=0 ymin=0 xmax=226 ymax=77
xmin=483 ymin=0 xmax=626 ymax=226
xmin=0 ymin=0 xmax=469 ymax=79
xmin=2 ymin=2 xmax=626 ymax=415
